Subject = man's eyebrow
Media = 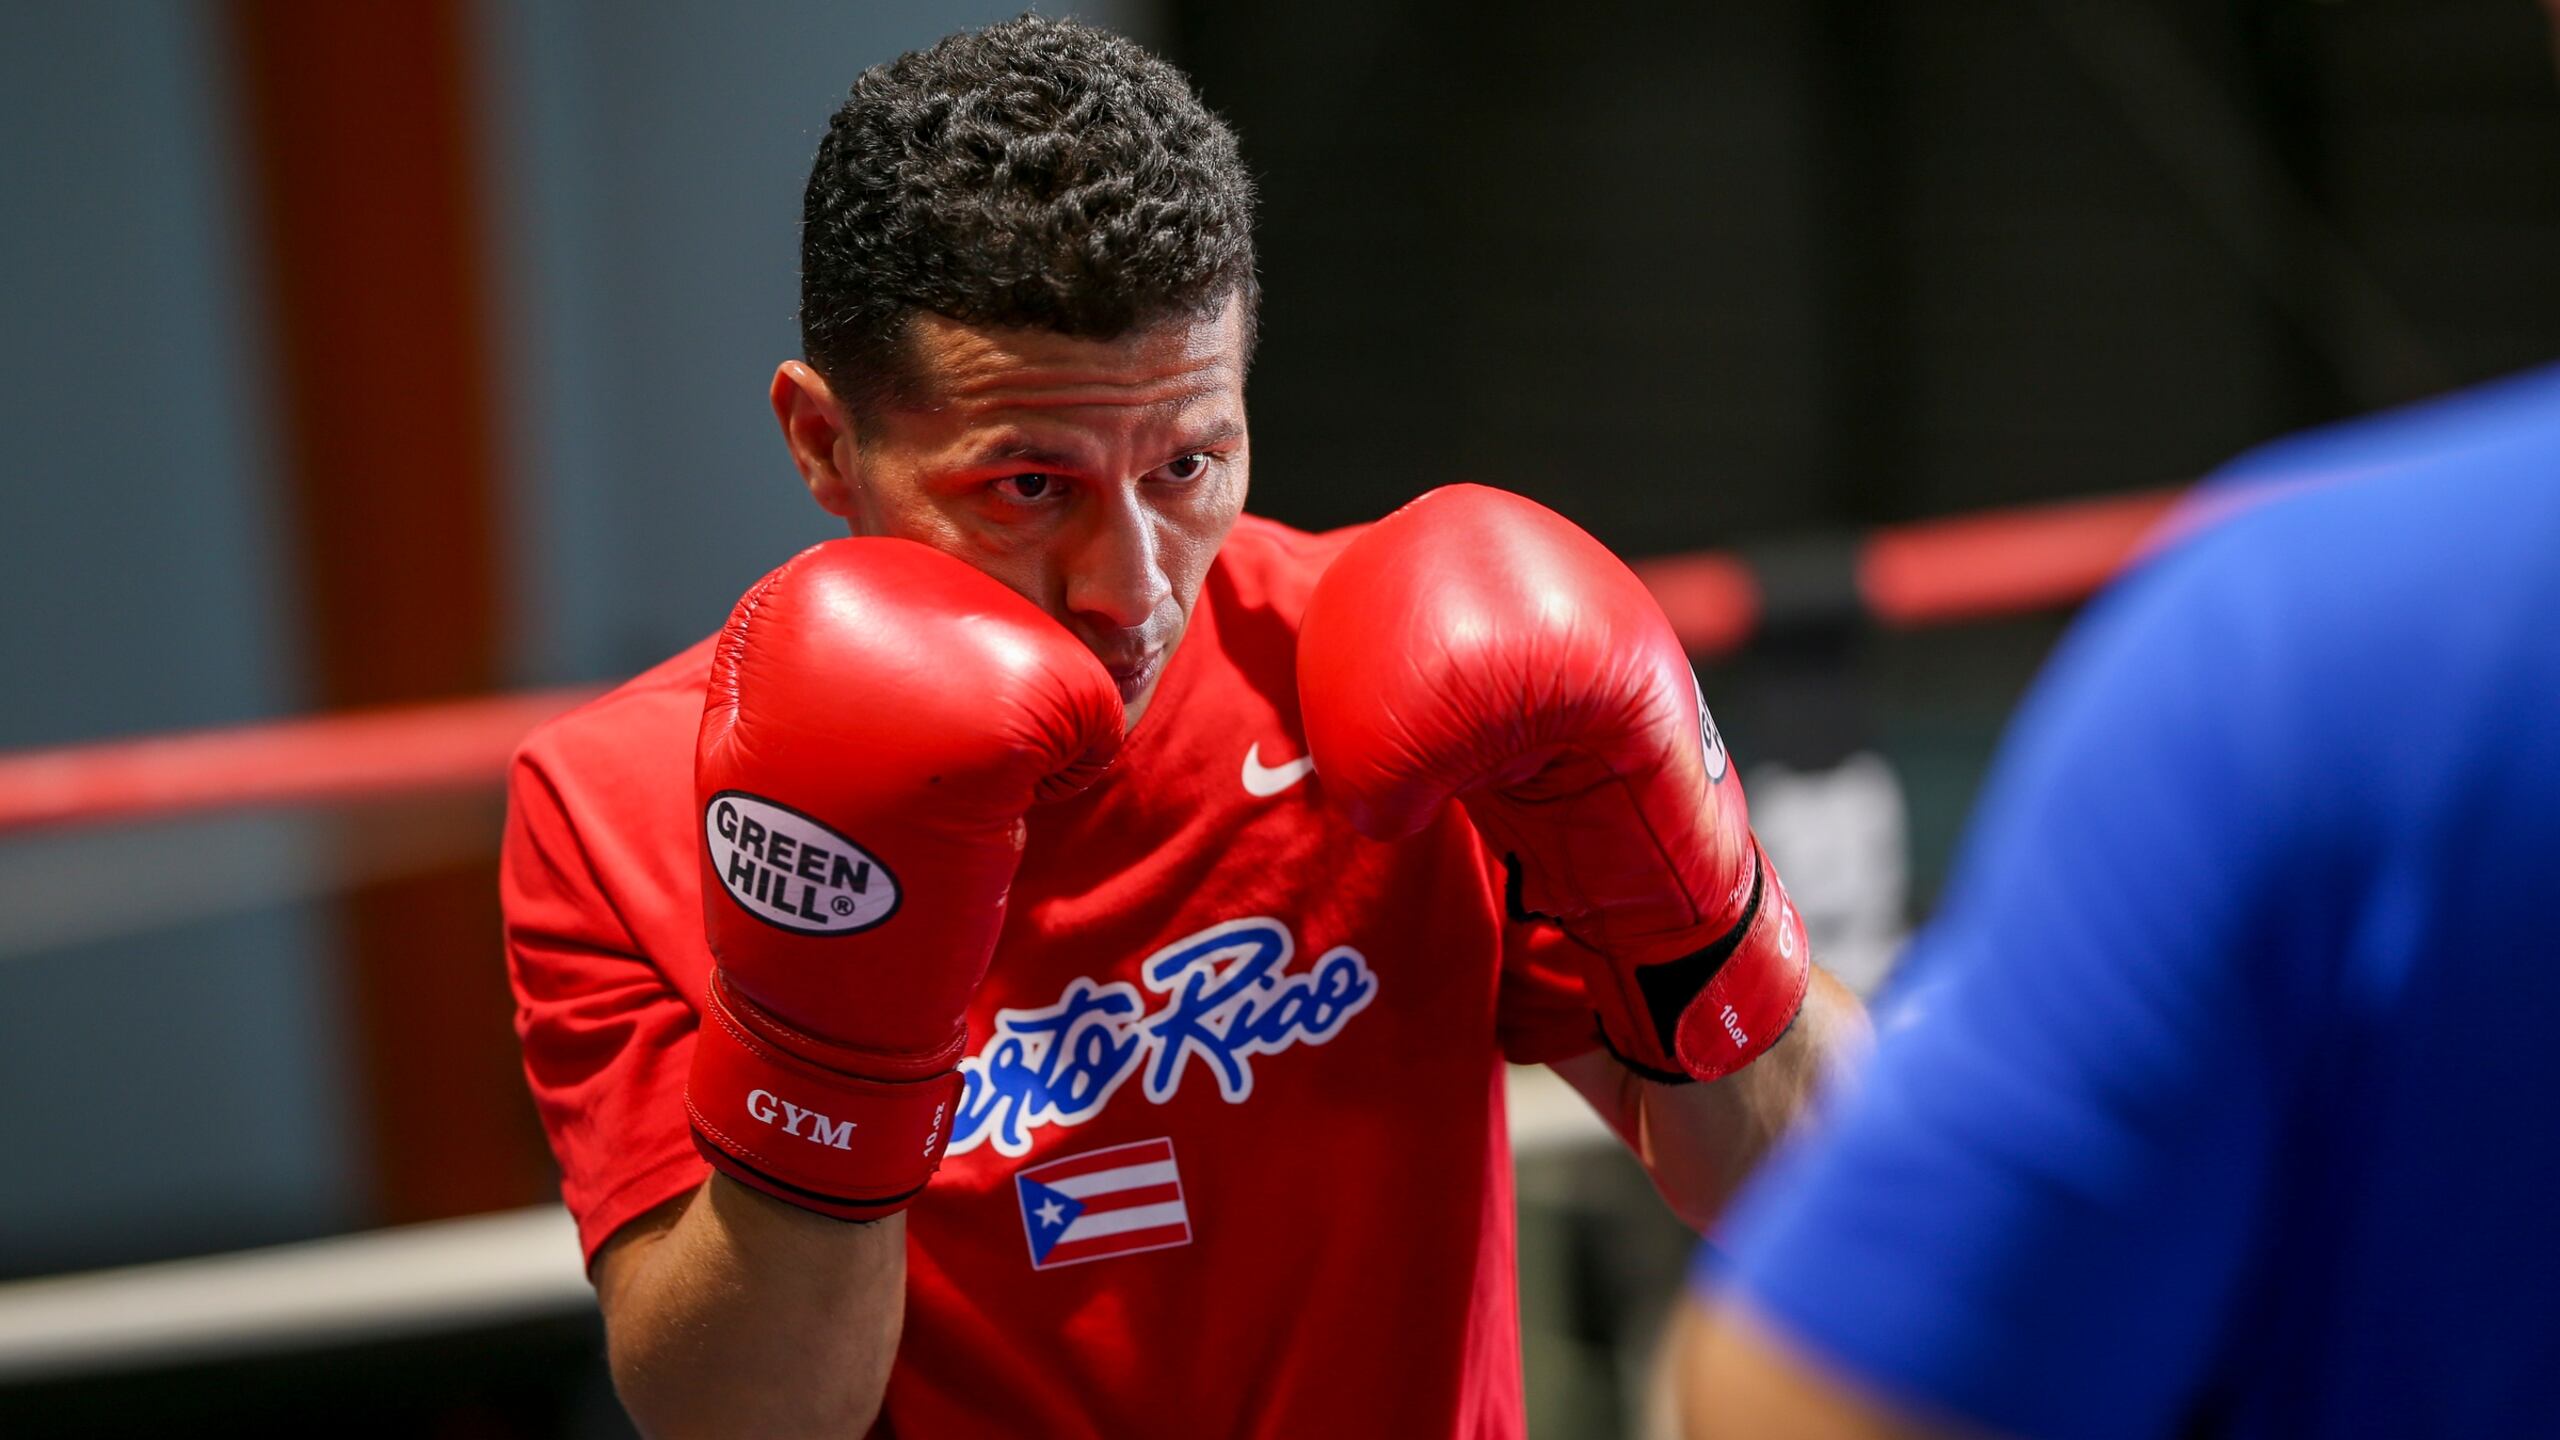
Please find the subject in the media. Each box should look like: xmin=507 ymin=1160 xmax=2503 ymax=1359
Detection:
xmin=961 ymin=436 xmax=1089 ymax=471
xmin=1174 ymin=422 xmax=1246 ymax=452
xmin=955 ymin=422 xmax=1244 ymax=472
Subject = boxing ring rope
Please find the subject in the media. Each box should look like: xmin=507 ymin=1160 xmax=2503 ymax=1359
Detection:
xmin=0 ymin=485 xmax=2180 ymax=838
xmin=0 ymin=1208 xmax=589 ymax=1384
xmin=0 ymin=484 xmax=2182 ymax=1382
xmin=0 ymin=688 xmax=605 ymax=835
xmin=1635 ymin=485 xmax=2181 ymax=653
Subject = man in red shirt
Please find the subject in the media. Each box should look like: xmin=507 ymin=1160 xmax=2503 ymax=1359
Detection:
xmin=501 ymin=17 xmax=1866 ymax=1437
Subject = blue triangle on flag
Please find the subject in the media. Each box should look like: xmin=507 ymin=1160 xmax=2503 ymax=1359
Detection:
xmin=1017 ymin=1178 xmax=1088 ymax=1263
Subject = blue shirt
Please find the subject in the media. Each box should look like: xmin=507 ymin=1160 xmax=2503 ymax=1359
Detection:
xmin=1708 ymin=368 xmax=2560 ymax=1440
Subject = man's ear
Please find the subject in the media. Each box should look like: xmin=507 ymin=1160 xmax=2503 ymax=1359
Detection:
xmin=771 ymin=360 xmax=861 ymax=517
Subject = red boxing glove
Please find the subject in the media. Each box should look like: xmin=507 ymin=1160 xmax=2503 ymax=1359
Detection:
xmin=1299 ymin=485 xmax=1808 ymax=1082
xmin=686 ymin=538 xmax=1121 ymax=1217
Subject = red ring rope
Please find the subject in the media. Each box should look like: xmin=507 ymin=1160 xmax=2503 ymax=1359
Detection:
xmin=0 ymin=689 xmax=602 ymax=834
xmin=0 ymin=486 xmax=2187 ymax=834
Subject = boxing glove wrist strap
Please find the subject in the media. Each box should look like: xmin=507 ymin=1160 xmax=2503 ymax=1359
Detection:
xmin=684 ymin=972 xmax=964 ymax=1221
xmin=1591 ymin=842 xmax=1812 ymax=1084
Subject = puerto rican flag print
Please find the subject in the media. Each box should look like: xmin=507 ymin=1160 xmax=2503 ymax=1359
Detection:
xmin=1014 ymin=1137 xmax=1192 ymax=1270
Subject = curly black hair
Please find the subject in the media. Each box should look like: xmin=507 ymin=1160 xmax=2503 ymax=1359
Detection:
xmin=800 ymin=15 xmax=1258 ymax=414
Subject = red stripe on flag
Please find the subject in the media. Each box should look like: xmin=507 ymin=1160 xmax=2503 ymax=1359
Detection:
xmin=1040 ymin=1222 xmax=1193 ymax=1268
xmin=1024 ymin=1137 xmax=1175 ymax=1184
xmin=1077 ymin=1181 xmax=1182 ymax=1213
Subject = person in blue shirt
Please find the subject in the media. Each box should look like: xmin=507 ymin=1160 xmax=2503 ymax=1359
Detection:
xmin=1675 ymin=360 xmax=2560 ymax=1440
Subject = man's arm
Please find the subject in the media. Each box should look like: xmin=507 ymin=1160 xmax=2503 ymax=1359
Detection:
xmin=594 ymin=1179 xmax=904 ymax=1438
xmin=1671 ymin=1292 xmax=1987 ymax=1440
xmin=585 ymin=541 xmax=1122 ymax=1437
xmin=1667 ymin=527 xmax=2313 ymax=1438
xmin=1552 ymin=966 xmax=1870 ymax=1230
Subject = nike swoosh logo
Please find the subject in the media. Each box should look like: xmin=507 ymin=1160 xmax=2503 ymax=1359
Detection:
xmin=1241 ymin=743 xmax=1316 ymax=798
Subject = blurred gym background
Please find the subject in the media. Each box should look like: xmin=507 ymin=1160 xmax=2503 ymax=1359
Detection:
xmin=2 ymin=1 xmax=2554 ymax=1435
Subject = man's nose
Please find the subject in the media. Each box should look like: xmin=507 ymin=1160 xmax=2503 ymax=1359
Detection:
xmin=1063 ymin=496 xmax=1171 ymax=634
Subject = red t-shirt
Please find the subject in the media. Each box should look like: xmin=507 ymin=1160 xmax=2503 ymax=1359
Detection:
xmin=501 ymin=514 xmax=1599 ymax=1438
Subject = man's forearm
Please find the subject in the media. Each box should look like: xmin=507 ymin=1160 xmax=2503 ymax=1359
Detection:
xmin=1645 ymin=965 xmax=1870 ymax=1227
xmin=1558 ymin=966 xmax=1872 ymax=1230
xmin=596 ymin=1174 xmax=906 ymax=1439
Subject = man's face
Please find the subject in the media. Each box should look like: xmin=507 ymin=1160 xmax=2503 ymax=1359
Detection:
xmin=774 ymin=295 xmax=1250 ymax=731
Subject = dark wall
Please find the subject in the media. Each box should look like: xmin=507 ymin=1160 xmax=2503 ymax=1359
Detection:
xmin=1172 ymin=0 xmax=2560 ymax=556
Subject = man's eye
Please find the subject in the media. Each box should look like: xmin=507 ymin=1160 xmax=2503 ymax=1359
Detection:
xmin=996 ymin=473 xmax=1058 ymax=502
xmin=1155 ymin=454 xmax=1210 ymax=483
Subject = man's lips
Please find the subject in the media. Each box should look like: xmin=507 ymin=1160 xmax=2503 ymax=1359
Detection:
xmin=1099 ymin=650 xmax=1163 ymax=701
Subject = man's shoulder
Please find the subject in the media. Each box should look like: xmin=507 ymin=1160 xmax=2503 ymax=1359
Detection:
xmin=512 ymin=635 xmax=719 ymax=797
xmin=2020 ymin=386 xmax=2560 ymax=879
xmin=2208 ymin=358 xmax=2560 ymax=490
xmin=1209 ymin=511 xmax=1366 ymax=621
xmin=501 ymin=636 xmax=716 ymax=942
xmin=2153 ymin=395 xmax=2560 ymax=675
